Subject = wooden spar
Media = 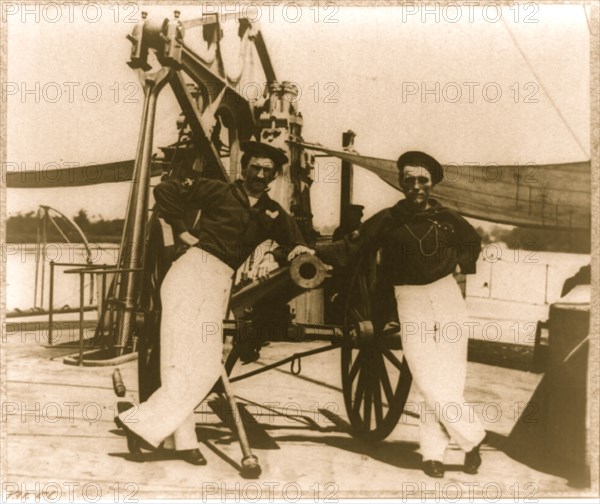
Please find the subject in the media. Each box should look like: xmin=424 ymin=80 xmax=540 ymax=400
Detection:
xmin=115 ymin=68 xmax=171 ymax=356
xmin=339 ymin=130 xmax=356 ymax=229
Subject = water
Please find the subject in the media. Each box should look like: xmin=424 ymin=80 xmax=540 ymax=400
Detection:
xmin=5 ymin=243 xmax=119 ymax=312
xmin=5 ymin=242 xmax=590 ymax=315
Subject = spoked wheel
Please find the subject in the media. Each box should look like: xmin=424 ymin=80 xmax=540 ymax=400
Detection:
xmin=341 ymin=249 xmax=412 ymax=442
xmin=137 ymin=312 xmax=161 ymax=403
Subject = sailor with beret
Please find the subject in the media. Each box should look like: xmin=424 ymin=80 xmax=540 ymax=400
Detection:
xmin=392 ymin=152 xmax=486 ymax=478
xmin=318 ymin=150 xmax=487 ymax=478
xmin=115 ymin=141 xmax=313 ymax=465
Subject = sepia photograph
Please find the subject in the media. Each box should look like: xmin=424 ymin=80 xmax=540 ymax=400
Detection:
xmin=1 ymin=1 xmax=598 ymax=501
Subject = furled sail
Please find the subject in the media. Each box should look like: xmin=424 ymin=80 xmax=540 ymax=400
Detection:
xmin=5 ymin=160 xmax=164 ymax=188
xmin=295 ymin=141 xmax=591 ymax=230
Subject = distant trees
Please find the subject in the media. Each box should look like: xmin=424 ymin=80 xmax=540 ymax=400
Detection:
xmin=5 ymin=210 xmax=590 ymax=253
xmin=475 ymin=225 xmax=590 ymax=254
xmin=6 ymin=210 xmax=124 ymax=243
xmin=5 ymin=211 xmax=40 ymax=242
xmin=73 ymin=209 xmax=91 ymax=229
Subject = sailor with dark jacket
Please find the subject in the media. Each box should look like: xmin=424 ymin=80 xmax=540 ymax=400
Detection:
xmin=115 ymin=141 xmax=312 ymax=465
xmin=320 ymin=151 xmax=487 ymax=478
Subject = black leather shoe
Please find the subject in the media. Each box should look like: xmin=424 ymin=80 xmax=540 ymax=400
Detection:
xmin=157 ymin=447 xmax=207 ymax=466
xmin=464 ymin=440 xmax=484 ymax=474
xmin=422 ymin=460 xmax=445 ymax=478
xmin=114 ymin=416 xmax=155 ymax=456
xmin=178 ymin=448 xmax=207 ymax=466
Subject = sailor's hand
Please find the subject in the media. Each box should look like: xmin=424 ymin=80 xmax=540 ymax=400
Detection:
xmin=256 ymin=252 xmax=279 ymax=280
xmin=179 ymin=231 xmax=199 ymax=247
xmin=349 ymin=230 xmax=361 ymax=242
xmin=287 ymin=245 xmax=315 ymax=262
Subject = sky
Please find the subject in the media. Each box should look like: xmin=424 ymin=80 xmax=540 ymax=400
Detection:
xmin=3 ymin=2 xmax=592 ymax=231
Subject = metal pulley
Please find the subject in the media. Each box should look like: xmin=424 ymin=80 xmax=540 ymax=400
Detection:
xmin=127 ymin=10 xmax=185 ymax=70
xmin=160 ymin=10 xmax=184 ymax=67
xmin=126 ymin=11 xmax=151 ymax=70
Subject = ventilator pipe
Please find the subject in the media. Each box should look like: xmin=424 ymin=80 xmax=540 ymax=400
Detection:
xmin=126 ymin=12 xmax=173 ymax=71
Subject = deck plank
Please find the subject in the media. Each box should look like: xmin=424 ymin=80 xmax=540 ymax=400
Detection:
xmin=3 ymin=329 xmax=588 ymax=499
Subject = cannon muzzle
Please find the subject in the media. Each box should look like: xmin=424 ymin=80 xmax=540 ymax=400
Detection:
xmin=230 ymin=254 xmax=329 ymax=318
xmin=288 ymin=253 xmax=329 ymax=289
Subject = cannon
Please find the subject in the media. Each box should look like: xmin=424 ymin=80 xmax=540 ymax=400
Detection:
xmin=137 ymin=252 xmax=331 ymax=400
xmin=137 ymin=227 xmax=413 ymax=443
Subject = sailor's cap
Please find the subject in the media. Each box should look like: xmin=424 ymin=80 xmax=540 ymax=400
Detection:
xmin=396 ymin=151 xmax=444 ymax=185
xmin=241 ymin=141 xmax=288 ymax=166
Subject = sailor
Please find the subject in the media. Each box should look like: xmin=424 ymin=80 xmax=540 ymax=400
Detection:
xmin=332 ymin=204 xmax=364 ymax=241
xmin=321 ymin=151 xmax=487 ymax=478
xmin=115 ymin=141 xmax=313 ymax=465
xmin=325 ymin=204 xmax=366 ymax=323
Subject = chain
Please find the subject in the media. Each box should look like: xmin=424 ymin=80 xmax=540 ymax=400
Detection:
xmin=403 ymin=220 xmax=439 ymax=257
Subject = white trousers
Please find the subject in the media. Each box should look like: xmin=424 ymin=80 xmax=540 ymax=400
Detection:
xmin=395 ymin=274 xmax=486 ymax=461
xmin=119 ymin=248 xmax=233 ymax=450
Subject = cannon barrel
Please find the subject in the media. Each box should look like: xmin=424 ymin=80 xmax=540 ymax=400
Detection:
xmin=230 ymin=254 xmax=329 ymax=318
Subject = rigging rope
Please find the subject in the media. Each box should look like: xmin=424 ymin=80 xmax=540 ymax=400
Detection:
xmin=583 ymin=4 xmax=592 ymax=34
xmin=500 ymin=16 xmax=589 ymax=159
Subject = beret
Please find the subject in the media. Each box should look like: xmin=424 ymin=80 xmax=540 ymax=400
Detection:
xmin=396 ymin=151 xmax=444 ymax=185
xmin=241 ymin=141 xmax=288 ymax=166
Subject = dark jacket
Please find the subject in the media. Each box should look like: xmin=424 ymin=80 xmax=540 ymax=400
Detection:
xmin=318 ymin=199 xmax=481 ymax=285
xmin=154 ymin=178 xmax=306 ymax=270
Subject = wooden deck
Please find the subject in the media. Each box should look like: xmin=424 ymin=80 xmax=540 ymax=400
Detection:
xmin=2 ymin=328 xmax=594 ymax=501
